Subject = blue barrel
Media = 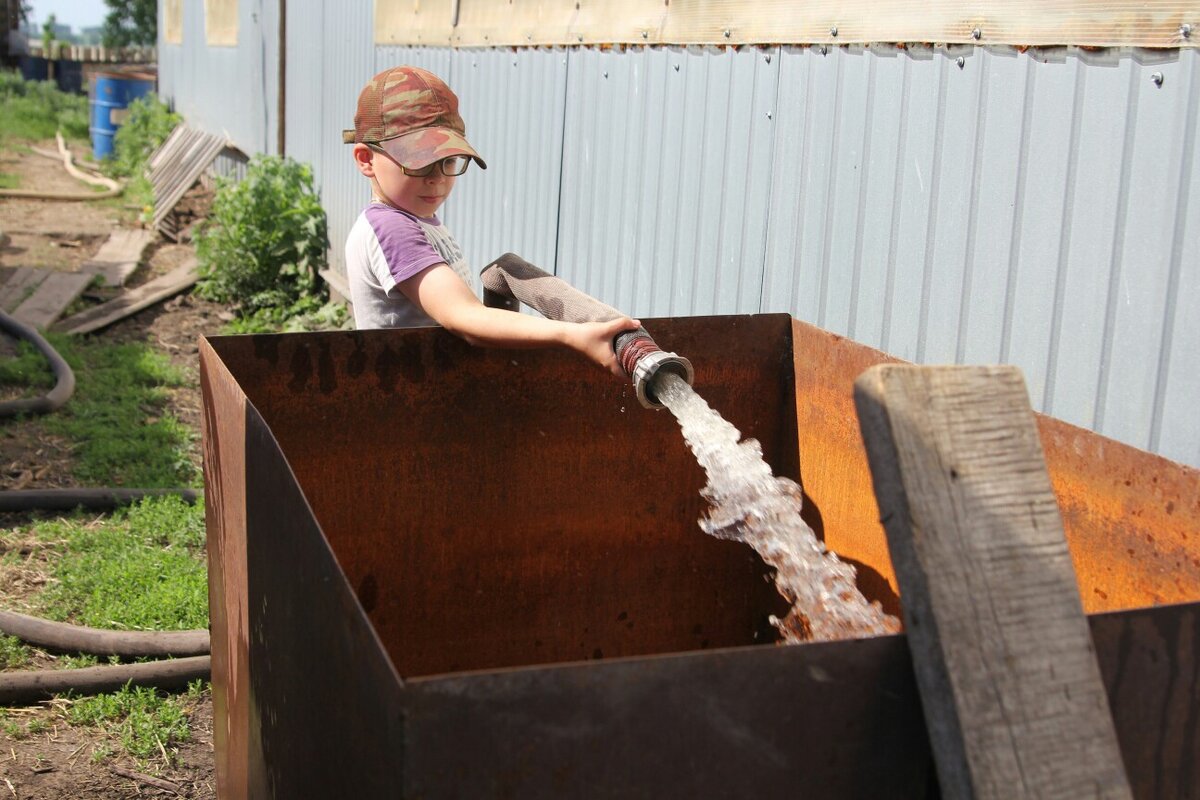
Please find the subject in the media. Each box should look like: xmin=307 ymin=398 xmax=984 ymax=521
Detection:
xmin=89 ymin=71 xmax=156 ymax=160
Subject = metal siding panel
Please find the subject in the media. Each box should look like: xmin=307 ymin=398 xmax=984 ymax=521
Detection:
xmin=960 ymin=49 xmax=1025 ymax=366
xmin=320 ymin=2 xmax=375 ymax=278
xmin=285 ymin=0 xmax=325 ymax=173
xmin=557 ymin=46 xmax=774 ymax=319
xmin=822 ymin=46 xmax=872 ymax=339
xmin=447 ymin=48 xmax=566 ymax=282
xmin=922 ymin=49 xmax=977 ymax=365
xmin=1006 ymin=55 xmax=1077 ymax=413
xmin=797 ymin=47 xmax=842 ymax=328
xmin=1155 ymin=49 xmax=1200 ymax=466
xmin=1101 ymin=52 xmax=1189 ymax=451
xmin=1049 ymin=54 xmax=1132 ymax=430
xmin=853 ymin=48 xmax=906 ymax=351
xmin=890 ymin=48 xmax=942 ymax=363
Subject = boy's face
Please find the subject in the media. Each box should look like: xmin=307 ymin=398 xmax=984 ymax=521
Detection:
xmin=355 ymin=144 xmax=457 ymax=218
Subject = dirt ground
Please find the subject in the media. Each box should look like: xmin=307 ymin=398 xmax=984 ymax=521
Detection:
xmin=1 ymin=141 xmax=222 ymax=798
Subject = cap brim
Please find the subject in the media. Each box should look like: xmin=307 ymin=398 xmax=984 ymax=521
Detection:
xmin=378 ymin=127 xmax=487 ymax=170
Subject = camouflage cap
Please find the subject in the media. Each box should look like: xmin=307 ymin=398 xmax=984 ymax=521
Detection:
xmin=342 ymin=66 xmax=487 ymax=170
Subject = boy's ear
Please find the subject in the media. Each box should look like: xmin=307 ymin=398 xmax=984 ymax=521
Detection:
xmin=352 ymin=143 xmax=375 ymax=177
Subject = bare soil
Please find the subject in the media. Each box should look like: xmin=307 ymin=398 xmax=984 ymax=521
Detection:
xmin=2 ymin=140 xmax=221 ymax=798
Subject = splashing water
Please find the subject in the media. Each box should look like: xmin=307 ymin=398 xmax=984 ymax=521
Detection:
xmin=654 ymin=372 xmax=900 ymax=643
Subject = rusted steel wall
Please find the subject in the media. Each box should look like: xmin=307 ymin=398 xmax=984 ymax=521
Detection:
xmin=201 ymin=319 xmax=1198 ymax=797
xmin=790 ymin=318 xmax=1200 ymax=616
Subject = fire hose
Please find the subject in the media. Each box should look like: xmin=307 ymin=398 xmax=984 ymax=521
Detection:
xmin=480 ymin=253 xmax=694 ymax=408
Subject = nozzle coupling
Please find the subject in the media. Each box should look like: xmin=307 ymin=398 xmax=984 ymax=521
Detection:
xmin=614 ymin=330 xmax=694 ymax=410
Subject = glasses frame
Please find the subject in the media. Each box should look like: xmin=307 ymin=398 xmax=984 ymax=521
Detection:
xmin=366 ymin=143 xmax=470 ymax=177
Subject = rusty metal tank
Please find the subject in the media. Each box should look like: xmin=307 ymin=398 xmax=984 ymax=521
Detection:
xmin=200 ymin=314 xmax=1199 ymax=799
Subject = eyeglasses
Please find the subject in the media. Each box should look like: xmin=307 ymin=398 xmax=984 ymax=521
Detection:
xmin=366 ymin=144 xmax=470 ymax=177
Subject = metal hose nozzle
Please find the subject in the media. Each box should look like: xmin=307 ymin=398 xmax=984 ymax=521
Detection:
xmin=614 ymin=330 xmax=694 ymax=409
xmin=480 ymin=253 xmax=695 ymax=409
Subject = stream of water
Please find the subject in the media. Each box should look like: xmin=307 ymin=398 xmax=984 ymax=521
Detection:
xmin=654 ymin=372 xmax=901 ymax=643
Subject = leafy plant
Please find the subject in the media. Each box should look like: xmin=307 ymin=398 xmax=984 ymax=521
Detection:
xmin=0 ymin=70 xmax=89 ymax=143
xmin=195 ymin=154 xmax=330 ymax=318
xmin=106 ymin=94 xmax=180 ymax=178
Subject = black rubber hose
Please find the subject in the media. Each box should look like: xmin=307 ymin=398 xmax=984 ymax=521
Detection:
xmin=0 ymin=309 xmax=75 ymax=418
xmin=0 ymin=488 xmax=200 ymax=513
xmin=0 ymin=610 xmax=209 ymax=658
xmin=0 ymin=656 xmax=211 ymax=705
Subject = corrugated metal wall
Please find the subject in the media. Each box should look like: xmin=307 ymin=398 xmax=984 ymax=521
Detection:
xmin=157 ymin=0 xmax=278 ymax=157
xmin=160 ymin=13 xmax=1200 ymax=469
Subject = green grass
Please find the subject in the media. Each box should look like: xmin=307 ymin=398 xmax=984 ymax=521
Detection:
xmin=27 ymin=496 xmax=208 ymax=631
xmin=0 ymin=70 xmax=89 ymax=144
xmin=0 ymin=171 xmax=18 ymax=189
xmin=1 ymin=496 xmax=209 ymax=764
xmin=0 ymin=634 xmax=31 ymax=669
xmin=0 ymin=333 xmax=198 ymax=488
xmin=67 ymin=680 xmax=205 ymax=763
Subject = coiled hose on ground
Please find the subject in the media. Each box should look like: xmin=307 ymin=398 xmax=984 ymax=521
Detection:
xmin=0 ymin=313 xmax=209 ymax=702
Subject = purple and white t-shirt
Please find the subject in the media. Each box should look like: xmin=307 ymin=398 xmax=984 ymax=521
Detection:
xmin=344 ymin=202 xmax=475 ymax=329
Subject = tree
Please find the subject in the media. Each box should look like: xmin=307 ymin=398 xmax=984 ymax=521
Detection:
xmin=101 ymin=0 xmax=155 ymax=47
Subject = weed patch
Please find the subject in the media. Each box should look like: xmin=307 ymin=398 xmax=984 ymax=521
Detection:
xmin=28 ymin=496 xmax=208 ymax=631
xmin=0 ymin=70 xmax=89 ymax=144
xmin=0 ymin=333 xmax=198 ymax=487
xmin=65 ymin=680 xmax=205 ymax=764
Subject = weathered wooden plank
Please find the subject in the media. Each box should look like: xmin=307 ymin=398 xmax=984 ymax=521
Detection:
xmin=853 ymin=365 xmax=1132 ymax=800
xmin=0 ymin=267 xmax=49 ymax=312
xmin=11 ymin=271 xmax=94 ymax=330
xmin=83 ymin=228 xmax=154 ymax=288
xmin=56 ymin=259 xmax=198 ymax=335
xmin=376 ymin=0 xmax=1199 ymax=48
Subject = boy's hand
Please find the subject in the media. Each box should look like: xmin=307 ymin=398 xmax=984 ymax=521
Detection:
xmin=569 ymin=317 xmax=642 ymax=378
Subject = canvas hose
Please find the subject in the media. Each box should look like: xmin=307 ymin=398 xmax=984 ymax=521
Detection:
xmin=480 ymin=252 xmax=694 ymax=408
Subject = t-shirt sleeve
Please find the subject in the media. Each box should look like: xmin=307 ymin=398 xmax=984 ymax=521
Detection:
xmin=363 ymin=204 xmax=446 ymax=290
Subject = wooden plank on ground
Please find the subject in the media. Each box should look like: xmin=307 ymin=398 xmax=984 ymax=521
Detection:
xmin=11 ymin=271 xmax=92 ymax=330
xmin=0 ymin=267 xmax=49 ymax=313
xmin=853 ymin=364 xmax=1132 ymax=800
xmin=83 ymin=228 xmax=155 ymax=287
xmin=56 ymin=259 xmax=198 ymax=335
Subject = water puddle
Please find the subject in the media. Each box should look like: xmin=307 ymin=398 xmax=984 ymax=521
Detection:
xmin=654 ymin=372 xmax=901 ymax=643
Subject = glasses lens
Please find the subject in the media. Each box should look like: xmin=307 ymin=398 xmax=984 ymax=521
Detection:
xmin=441 ymin=156 xmax=469 ymax=176
xmin=402 ymin=162 xmax=436 ymax=177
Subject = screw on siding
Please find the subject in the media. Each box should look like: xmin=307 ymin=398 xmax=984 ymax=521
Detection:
xmin=723 ymin=29 xmax=731 ymax=38
xmin=820 ymin=45 xmax=828 ymax=56
xmin=766 ymin=111 xmax=773 ymax=120
xmin=830 ymin=25 xmax=838 ymax=37
xmin=1181 ymin=23 xmax=1193 ymax=38
xmin=972 ymin=28 xmax=982 ymax=40
xmin=956 ymin=56 xmax=966 ymax=69
xmin=603 ymin=71 xmax=608 ymax=78
xmin=642 ymin=30 xmax=649 ymax=39
xmin=1152 ymin=72 xmax=1164 ymax=87
xmin=674 ymin=63 xmax=680 ymax=71
xmin=764 ymin=53 xmax=772 ymax=63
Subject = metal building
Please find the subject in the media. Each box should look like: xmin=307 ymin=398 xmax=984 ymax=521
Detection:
xmin=159 ymin=1 xmax=1200 ymax=470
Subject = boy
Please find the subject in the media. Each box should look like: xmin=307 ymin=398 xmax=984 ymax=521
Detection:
xmin=344 ymin=65 xmax=638 ymax=377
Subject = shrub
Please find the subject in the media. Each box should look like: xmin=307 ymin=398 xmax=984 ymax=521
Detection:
xmin=0 ymin=69 xmax=89 ymax=142
xmin=194 ymin=155 xmax=329 ymax=316
xmin=106 ymin=93 xmax=180 ymax=178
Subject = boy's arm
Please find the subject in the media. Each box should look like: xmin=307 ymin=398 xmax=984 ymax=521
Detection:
xmin=400 ymin=263 xmax=640 ymax=378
